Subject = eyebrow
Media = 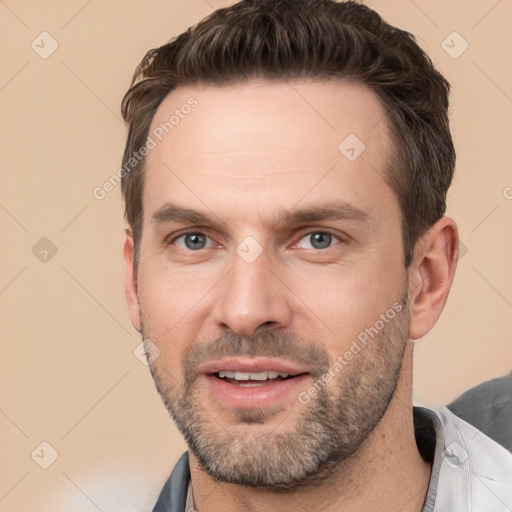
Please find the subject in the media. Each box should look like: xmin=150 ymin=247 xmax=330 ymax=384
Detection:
xmin=150 ymin=200 xmax=372 ymax=228
xmin=151 ymin=203 xmax=213 ymax=226
xmin=276 ymin=201 xmax=372 ymax=226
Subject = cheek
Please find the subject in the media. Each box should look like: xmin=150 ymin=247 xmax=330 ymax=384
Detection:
xmin=287 ymin=257 xmax=406 ymax=352
xmin=137 ymin=262 xmax=216 ymax=341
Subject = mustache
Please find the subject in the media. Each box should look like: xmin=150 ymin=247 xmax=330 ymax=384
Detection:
xmin=182 ymin=331 xmax=331 ymax=379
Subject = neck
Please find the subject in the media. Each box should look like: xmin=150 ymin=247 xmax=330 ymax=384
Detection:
xmin=189 ymin=343 xmax=431 ymax=512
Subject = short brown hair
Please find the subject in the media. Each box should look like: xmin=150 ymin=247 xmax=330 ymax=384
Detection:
xmin=121 ymin=0 xmax=455 ymax=267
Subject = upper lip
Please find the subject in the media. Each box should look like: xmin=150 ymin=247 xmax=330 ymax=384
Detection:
xmin=198 ymin=357 xmax=310 ymax=376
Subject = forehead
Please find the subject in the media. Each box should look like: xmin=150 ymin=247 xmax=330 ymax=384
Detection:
xmin=144 ymin=80 xmax=396 ymax=225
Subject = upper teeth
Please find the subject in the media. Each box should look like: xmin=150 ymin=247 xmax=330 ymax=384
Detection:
xmin=218 ymin=371 xmax=290 ymax=380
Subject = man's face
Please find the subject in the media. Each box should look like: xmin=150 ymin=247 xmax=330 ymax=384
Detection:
xmin=130 ymin=80 xmax=411 ymax=488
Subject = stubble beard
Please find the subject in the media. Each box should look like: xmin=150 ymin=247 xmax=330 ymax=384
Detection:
xmin=143 ymin=294 xmax=410 ymax=490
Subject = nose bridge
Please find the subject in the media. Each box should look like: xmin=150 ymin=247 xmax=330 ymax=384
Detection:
xmin=213 ymin=250 xmax=292 ymax=336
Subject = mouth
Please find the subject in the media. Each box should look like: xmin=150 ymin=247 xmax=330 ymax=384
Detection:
xmin=212 ymin=370 xmax=301 ymax=387
xmin=198 ymin=358 xmax=311 ymax=409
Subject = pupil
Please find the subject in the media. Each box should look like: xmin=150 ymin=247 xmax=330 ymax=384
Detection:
xmin=311 ymin=232 xmax=331 ymax=249
xmin=185 ymin=233 xmax=206 ymax=250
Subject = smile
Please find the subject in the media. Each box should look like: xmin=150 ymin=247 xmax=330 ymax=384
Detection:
xmin=198 ymin=358 xmax=311 ymax=408
xmin=214 ymin=370 xmax=294 ymax=386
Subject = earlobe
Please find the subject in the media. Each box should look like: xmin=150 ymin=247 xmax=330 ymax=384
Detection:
xmin=408 ymin=217 xmax=459 ymax=340
xmin=123 ymin=229 xmax=142 ymax=332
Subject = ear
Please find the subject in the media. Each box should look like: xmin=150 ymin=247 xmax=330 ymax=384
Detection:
xmin=407 ymin=216 xmax=459 ymax=340
xmin=123 ymin=229 xmax=142 ymax=332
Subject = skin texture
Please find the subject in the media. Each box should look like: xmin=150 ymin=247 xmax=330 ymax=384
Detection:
xmin=124 ymin=80 xmax=459 ymax=511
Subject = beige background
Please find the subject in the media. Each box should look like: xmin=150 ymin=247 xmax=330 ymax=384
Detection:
xmin=1 ymin=0 xmax=511 ymax=510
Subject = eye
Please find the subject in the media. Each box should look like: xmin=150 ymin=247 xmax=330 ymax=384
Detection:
xmin=296 ymin=231 xmax=340 ymax=250
xmin=174 ymin=232 xmax=214 ymax=251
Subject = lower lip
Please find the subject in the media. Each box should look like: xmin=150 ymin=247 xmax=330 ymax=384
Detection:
xmin=202 ymin=374 xmax=310 ymax=409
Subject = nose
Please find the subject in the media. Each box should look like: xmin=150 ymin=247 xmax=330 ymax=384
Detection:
xmin=211 ymin=252 xmax=293 ymax=337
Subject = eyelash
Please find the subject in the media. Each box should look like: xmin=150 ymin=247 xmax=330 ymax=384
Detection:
xmin=293 ymin=231 xmax=343 ymax=250
xmin=167 ymin=229 xmax=345 ymax=252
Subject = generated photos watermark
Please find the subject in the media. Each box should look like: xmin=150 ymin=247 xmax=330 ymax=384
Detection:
xmin=92 ymin=96 xmax=198 ymax=200
xmin=298 ymin=301 xmax=403 ymax=404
